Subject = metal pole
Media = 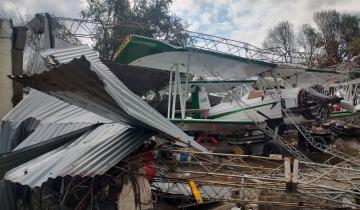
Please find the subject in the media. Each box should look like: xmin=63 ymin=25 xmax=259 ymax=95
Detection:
xmin=171 ymin=64 xmax=178 ymax=119
xmin=177 ymin=67 xmax=185 ymax=119
xmin=167 ymin=69 xmax=173 ymax=119
xmin=182 ymin=54 xmax=191 ymax=119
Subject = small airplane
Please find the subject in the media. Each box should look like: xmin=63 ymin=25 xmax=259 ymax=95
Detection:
xmin=113 ymin=35 xmax=355 ymax=123
xmin=112 ymin=34 xmax=357 ymax=154
xmin=192 ymin=78 xmax=355 ymax=121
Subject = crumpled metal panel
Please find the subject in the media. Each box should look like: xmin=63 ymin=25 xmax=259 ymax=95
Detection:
xmin=0 ymin=180 xmax=30 ymax=210
xmin=13 ymin=45 xmax=206 ymax=152
xmin=0 ymin=125 xmax=95 ymax=178
xmin=13 ymin=122 xmax=95 ymax=150
xmin=4 ymin=123 xmax=152 ymax=187
xmin=106 ymin=63 xmax=173 ymax=96
xmin=0 ymin=90 xmax=112 ymax=152
xmin=2 ymin=90 xmax=112 ymax=124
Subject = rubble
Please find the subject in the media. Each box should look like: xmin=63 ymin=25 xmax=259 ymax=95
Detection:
xmin=1 ymin=13 xmax=360 ymax=210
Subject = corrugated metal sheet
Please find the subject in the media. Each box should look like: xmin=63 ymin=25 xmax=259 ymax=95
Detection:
xmin=0 ymin=180 xmax=30 ymax=210
xmin=0 ymin=90 xmax=112 ymax=152
xmin=2 ymin=90 xmax=112 ymax=124
xmin=106 ymin=63 xmax=173 ymax=96
xmin=14 ymin=122 xmax=95 ymax=150
xmin=4 ymin=123 xmax=152 ymax=187
xmin=13 ymin=45 xmax=206 ymax=152
xmin=0 ymin=125 xmax=96 ymax=178
xmin=0 ymin=90 xmax=154 ymax=187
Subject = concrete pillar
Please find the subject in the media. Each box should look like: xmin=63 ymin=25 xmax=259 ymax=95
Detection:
xmin=0 ymin=19 xmax=13 ymax=119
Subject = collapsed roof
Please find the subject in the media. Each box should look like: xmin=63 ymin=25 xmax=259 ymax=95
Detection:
xmin=0 ymin=45 xmax=206 ymax=187
xmin=11 ymin=45 xmax=206 ymax=152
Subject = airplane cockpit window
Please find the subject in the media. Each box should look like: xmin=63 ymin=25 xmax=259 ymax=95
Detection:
xmin=221 ymin=84 xmax=252 ymax=103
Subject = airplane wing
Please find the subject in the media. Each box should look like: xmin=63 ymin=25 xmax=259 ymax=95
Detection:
xmin=269 ymin=67 xmax=348 ymax=87
xmin=157 ymin=79 xmax=256 ymax=95
xmin=113 ymin=35 xmax=276 ymax=80
xmin=113 ymin=35 xmax=348 ymax=88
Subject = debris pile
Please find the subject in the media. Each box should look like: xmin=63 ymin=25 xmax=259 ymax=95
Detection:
xmin=1 ymin=13 xmax=360 ymax=210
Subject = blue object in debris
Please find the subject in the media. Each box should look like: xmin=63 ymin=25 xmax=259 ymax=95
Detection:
xmin=179 ymin=153 xmax=189 ymax=161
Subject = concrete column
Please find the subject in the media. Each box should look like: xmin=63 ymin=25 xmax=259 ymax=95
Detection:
xmin=0 ymin=19 xmax=13 ymax=119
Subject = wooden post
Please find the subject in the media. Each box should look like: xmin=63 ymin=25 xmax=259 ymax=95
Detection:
xmin=292 ymin=159 xmax=299 ymax=192
xmin=284 ymin=157 xmax=298 ymax=193
xmin=284 ymin=157 xmax=292 ymax=192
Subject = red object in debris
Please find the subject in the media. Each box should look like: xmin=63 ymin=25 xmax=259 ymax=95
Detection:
xmin=142 ymin=152 xmax=154 ymax=162
xmin=333 ymin=103 xmax=342 ymax=112
xmin=141 ymin=152 xmax=156 ymax=182
xmin=143 ymin=161 xmax=156 ymax=182
xmin=196 ymin=135 xmax=218 ymax=144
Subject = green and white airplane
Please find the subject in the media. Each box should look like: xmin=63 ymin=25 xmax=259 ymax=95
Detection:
xmin=112 ymin=35 xmax=356 ymax=135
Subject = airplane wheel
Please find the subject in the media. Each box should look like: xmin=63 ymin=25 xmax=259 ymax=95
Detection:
xmin=263 ymin=141 xmax=282 ymax=156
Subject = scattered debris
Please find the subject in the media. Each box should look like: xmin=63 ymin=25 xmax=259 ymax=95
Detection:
xmin=1 ymin=13 xmax=360 ymax=210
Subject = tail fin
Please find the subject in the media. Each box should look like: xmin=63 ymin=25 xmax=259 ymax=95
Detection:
xmin=191 ymin=85 xmax=211 ymax=109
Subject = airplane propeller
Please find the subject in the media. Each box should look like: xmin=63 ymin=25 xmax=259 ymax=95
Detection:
xmin=298 ymin=88 xmax=356 ymax=120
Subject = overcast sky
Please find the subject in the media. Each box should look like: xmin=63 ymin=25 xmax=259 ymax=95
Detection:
xmin=2 ymin=0 xmax=360 ymax=47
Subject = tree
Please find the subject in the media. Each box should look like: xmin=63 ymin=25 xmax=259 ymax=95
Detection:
xmin=313 ymin=10 xmax=360 ymax=65
xmin=348 ymin=35 xmax=360 ymax=66
xmin=313 ymin=10 xmax=342 ymax=65
xmin=297 ymin=24 xmax=321 ymax=66
xmin=339 ymin=14 xmax=360 ymax=59
xmin=81 ymin=0 xmax=189 ymax=61
xmin=263 ymin=21 xmax=296 ymax=63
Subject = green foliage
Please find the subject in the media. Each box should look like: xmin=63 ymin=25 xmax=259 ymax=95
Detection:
xmin=81 ymin=0 xmax=189 ymax=61
xmin=313 ymin=10 xmax=342 ymax=65
xmin=348 ymin=35 xmax=360 ymax=57
xmin=340 ymin=14 xmax=360 ymax=44
xmin=313 ymin=10 xmax=360 ymax=66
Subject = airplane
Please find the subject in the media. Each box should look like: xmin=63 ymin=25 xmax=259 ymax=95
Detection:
xmin=112 ymin=34 xmax=357 ymax=154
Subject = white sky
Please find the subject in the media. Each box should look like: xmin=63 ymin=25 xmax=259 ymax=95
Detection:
xmin=1 ymin=0 xmax=360 ymax=47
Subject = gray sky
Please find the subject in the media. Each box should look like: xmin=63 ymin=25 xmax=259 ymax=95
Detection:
xmin=2 ymin=0 xmax=360 ymax=47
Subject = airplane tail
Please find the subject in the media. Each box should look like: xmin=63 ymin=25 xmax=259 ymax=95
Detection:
xmin=191 ymin=85 xmax=211 ymax=110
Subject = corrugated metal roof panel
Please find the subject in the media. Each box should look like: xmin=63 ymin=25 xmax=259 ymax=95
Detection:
xmin=4 ymin=123 xmax=152 ymax=187
xmin=107 ymin=63 xmax=172 ymax=96
xmin=2 ymin=90 xmax=112 ymax=125
xmin=0 ymin=180 xmax=29 ymax=210
xmin=0 ymin=125 xmax=95 ymax=177
xmin=14 ymin=45 xmax=206 ymax=152
xmin=0 ymin=90 xmax=112 ymax=152
xmin=13 ymin=122 xmax=95 ymax=150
